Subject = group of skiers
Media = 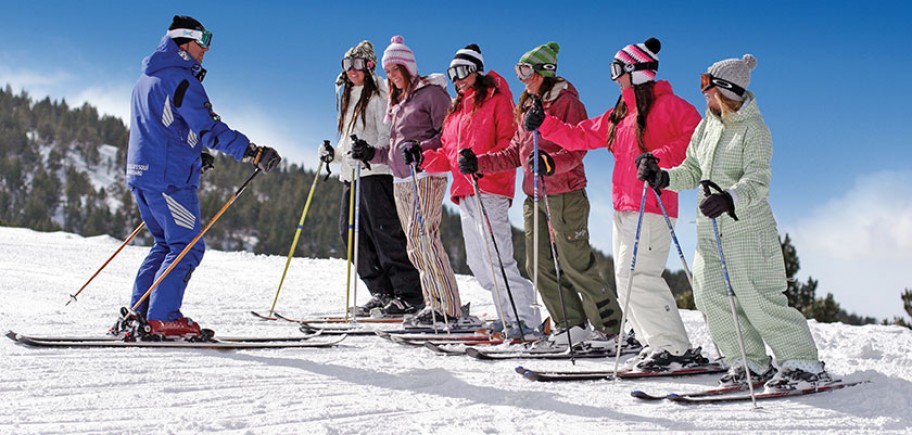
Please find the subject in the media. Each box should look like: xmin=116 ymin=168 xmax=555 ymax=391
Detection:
xmin=124 ymin=15 xmax=831 ymax=392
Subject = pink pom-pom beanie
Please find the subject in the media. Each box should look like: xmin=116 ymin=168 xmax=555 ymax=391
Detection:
xmin=382 ymin=35 xmax=418 ymax=77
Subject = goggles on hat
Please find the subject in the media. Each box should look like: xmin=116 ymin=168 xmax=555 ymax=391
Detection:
xmin=447 ymin=64 xmax=477 ymax=82
xmin=609 ymin=60 xmax=659 ymax=81
xmin=514 ymin=63 xmax=557 ymax=81
xmin=167 ymin=28 xmax=213 ymax=49
xmin=342 ymin=57 xmax=373 ymax=72
xmin=700 ymin=73 xmax=746 ymax=97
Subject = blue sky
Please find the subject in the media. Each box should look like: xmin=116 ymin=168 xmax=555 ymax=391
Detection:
xmin=2 ymin=1 xmax=910 ymax=320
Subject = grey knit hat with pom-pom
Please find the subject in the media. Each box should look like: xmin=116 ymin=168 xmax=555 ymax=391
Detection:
xmin=707 ymin=54 xmax=757 ymax=101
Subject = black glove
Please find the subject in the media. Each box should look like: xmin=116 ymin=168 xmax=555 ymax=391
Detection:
xmin=350 ymin=137 xmax=376 ymax=163
xmin=699 ymin=191 xmax=735 ymax=219
xmin=635 ymin=152 xmax=669 ymax=190
xmin=242 ymin=144 xmax=282 ymax=173
xmin=201 ymin=152 xmax=215 ymax=174
xmin=319 ymin=140 xmax=334 ymax=163
xmin=523 ymin=96 xmax=545 ymax=131
xmin=401 ymin=140 xmax=423 ymax=167
xmin=529 ymin=150 xmax=555 ymax=176
xmin=458 ymin=148 xmax=478 ymax=174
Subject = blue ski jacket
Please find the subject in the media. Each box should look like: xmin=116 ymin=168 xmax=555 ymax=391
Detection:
xmin=127 ymin=36 xmax=250 ymax=191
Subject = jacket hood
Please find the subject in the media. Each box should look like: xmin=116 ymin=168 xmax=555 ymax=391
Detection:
xmin=459 ymin=70 xmax=513 ymax=107
xmin=621 ymin=79 xmax=674 ymax=109
xmin=142 ymin=35 xmax=201 ymax=76
xmin=707 ymin=91 xmax=759 ymax=124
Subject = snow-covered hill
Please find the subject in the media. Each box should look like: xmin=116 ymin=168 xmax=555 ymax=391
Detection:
xmin=1 ymin=227 xmax=911 ymax=434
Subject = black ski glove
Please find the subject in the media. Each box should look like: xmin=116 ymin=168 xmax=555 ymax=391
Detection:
xmin=700 ymin=191 xmax=735 ymax=219
xmin=635 ymin=152 xmax=669 ymax=190
xmin=529 ymin=150 xmax=555 ymax=176
xmin=319 ymin=140 xmax=334 ymax=163
xmin=350 ymin=137 xmax=376 ymax=163
xmin=458 ymin=148 xmax=478 ymax=174
xmin=201 ymin=152 xmax=215 ymax=174
xmin=523 ymin=96 xmax=545 ymax=131
xmin=401 ymin=140 xmax=423 ymax=167
xmin=242 ymin=144 xmax=282 ymax=173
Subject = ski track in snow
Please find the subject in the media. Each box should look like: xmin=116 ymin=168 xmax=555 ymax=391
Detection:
xmin=1 ymin=227 xmax=912 ymax=434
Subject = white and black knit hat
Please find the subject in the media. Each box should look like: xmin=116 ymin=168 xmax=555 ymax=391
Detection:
xmin=707 ymin=54 xmax=757 ymax=101
xmin=450 ymin=44 xmax=484 ymax=72
xmin=614 ymin=37 xmax=661 ymax=85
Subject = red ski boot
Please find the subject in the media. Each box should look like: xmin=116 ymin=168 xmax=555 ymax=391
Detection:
xmin=146 ymin=317 xmax=206 ymax=339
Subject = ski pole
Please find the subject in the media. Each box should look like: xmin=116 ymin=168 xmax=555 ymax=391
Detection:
xmin=344 ymin=168 xmax=356 ymax=322
xmin=263 ymin=159 xmax=325 ymax=319
xmin=612 ymin=180 xmax=649 ymax=379
xmin=130 ymin=168 xmax=262 ymax=312
xmin=700 ymin=179 xmax=757 ymax=407
xmin=700 ymin=180 xmax=757 ymax=408
xmin=539 ymin=175 xmax=576 ymax=362
xmin=463 ymin=163 xmax=526 ymax=339
xmin=532 ymin=130 xmax=542 ymax=308
xmin=407 ymin=161 xmax=448 ymax=330
xmin=66 ymin=222 xmax=145 ymax=306
xmin=652 ymin=186 xmax=723 ymax=359
xmin=460 ymin=151 xmax=509 ymax=336
xmin=352 ymin=162 xmax=363 ymax=317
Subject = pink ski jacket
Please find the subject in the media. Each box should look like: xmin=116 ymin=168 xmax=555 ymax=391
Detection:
xmin=422 ymin=71 xmax=517 ymax=204
xmin=537 ymin=80 xmax=700 ymax=217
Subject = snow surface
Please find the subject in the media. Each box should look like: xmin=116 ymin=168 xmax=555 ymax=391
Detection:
xmin=1 ymin=226 xmax=911 ymax=435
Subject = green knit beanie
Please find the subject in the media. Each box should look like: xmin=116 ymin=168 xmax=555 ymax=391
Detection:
xmin=519 ymin=42 xmax=560 ymax=77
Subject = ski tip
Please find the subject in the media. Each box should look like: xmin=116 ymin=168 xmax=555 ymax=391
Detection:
xmin=5 ymin=330 xmax=19 ymax=341
xmin=514 ymin=366 xmax=528 ymax=375
xmin=522 ymin=371 xmax=542 ymax=382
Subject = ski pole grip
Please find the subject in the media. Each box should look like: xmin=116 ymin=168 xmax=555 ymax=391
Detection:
xmin=699 ymin=179 xmax=738 ymax=221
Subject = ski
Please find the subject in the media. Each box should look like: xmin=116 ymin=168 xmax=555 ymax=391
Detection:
xmin=6 ymin=330 xmax=346 ymax=350
xmin=3 ymin=330 xmax=323 ymax=343
xmin=251 ymin=310 xmax=404 ymax=324
xmin=666 ymin=380 xmax=869 ymax=404
xmin=631 ymin=382 xmax=764 ymax=401
xmin=377 ymin=331 xmax=493 ymax=343
xmin=299 ymin=323 xmax=481 ymax=336
xmin=516 ymin=363 xmax=727 ymax=382
xmin=464 ymin=345 xmax=632 ymax=361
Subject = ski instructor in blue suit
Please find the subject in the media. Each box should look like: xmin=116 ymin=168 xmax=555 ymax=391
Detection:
xmin=126 ymin=15 xmax=281 ymax=337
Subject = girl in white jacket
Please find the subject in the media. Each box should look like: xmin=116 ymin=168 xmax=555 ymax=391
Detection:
xmin=320 ymin=40 xmax=422 ymax=316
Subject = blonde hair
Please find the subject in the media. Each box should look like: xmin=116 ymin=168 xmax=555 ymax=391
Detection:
xmin=713 ymin=92 xmax=744 ymax=121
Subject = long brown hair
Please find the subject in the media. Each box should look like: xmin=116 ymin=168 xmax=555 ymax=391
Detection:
xmin=337 ymin=72 xmax=378 ymax=135
xmin=515 ymin=76 xmax=561 ymax=124
xmin=446 ymin=73 xmax=498 ymax=120
xmin=605 ymin=81 xmax=656 ymax=153
xmin=387 ymin=64 xmax=420 ymax=107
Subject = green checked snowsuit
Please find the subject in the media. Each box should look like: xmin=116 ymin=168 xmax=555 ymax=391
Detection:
xmin=666 ymin=93 xmax=820 ymax=372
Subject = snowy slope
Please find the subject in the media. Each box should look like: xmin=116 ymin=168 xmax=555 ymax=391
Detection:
xmin=1 ymin=227 xmax=911 ymax=435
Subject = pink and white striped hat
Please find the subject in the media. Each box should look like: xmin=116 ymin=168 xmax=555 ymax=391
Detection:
xmin=614 ymin=37 xmax=661 ymax=85
xmin=382 ymin=35 xmax=418 ymax=77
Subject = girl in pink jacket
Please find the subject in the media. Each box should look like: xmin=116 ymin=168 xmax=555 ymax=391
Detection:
xmin=423 ymin=44 xmax=540 ymax=337
xmin=524 ymin=38 xmax=704 ymax=371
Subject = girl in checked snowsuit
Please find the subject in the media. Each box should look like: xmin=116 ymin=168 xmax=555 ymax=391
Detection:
xmin=524 ymin=38 xmax=705 ymax=371
xmin=421 ymin=44 xmax=540 ymax=337
xmin=463 ymin=42 xmax=622 ymax=346
xmin=637 ymin=54 xmax=831 ymax=390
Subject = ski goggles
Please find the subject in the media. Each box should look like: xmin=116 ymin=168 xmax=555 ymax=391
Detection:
xmin=514 ymin=63 xmax=557 ymax=80
xmin=341 ymin=57 xmax=373 ymax=72
xmin=447 ymin=64 xmax=477 ymax=82
xmin=609 ymin=60 xmax=659 ymax=81
xmin=167 ymin=28 xmax=213 ymax=49
xmin=700 ymin=73 xmax=746 ymax=97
